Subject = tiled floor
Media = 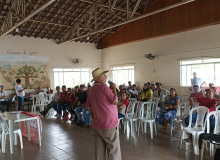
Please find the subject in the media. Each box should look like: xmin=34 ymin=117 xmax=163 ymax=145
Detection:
xmin=0 ymin=114 xmax=213 ymax=160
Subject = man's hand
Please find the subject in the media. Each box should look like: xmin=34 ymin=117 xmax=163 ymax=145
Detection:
xmin=110 ymin=82 xmax=116 ymax=90
xmin=165 ymin=106 xmax=169 ymax=110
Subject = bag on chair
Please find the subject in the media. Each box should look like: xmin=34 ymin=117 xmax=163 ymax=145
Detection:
xmin=21 ymin=112 xmax=42 ymax=144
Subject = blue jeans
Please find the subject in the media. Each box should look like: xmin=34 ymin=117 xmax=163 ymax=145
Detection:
xmin=61 ymin=103 xmax=73 ymax=111
xmin=82 ymin=108 xmax=90 ymax=124
xmin=17 ymin=96 xmax=24 ymax=111
xmin=185 ymin=113 xmax=215 ymax=132
xmin=118 ymin=113 xmax=125 ymax=119
xmin=51 ymin=103 xmax=63 ymax=115
xmin=75 ymin=106 xmax=83 ymax=121
xmin=0 ymin=100 xmax=11 ymax=111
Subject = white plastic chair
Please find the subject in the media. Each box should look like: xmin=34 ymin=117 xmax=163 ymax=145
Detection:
xmin=32 ymin=94 xmax=43 ymax=113
xmin=127 ymin=98 xmax=137 ymax=116
xmin=0 ymin=115 xmax=23 ymax=153
xmin=180 ymin=106 xmax=209 ymax=155
xmin=137 ymin=101 xmax=158 ymax=139
xmin=124 ymin=101 xmax=142 ymax=134
xmin=200 ymin=110 xmax=220 ymax=159
xmin=181 ymin=94 xmax=190 ymax=103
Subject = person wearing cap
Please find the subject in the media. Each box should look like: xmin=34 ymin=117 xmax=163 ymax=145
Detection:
xmin=86 ymin=68 xmax=121 ymax=160
xmin=151 ymin=83 xmax=157 ymax=91
xmin=190 ymin=72 xmax=205 ymax=93
xmin=0 ymin=85 xmax=11 ymax=112
xmin=75 ymin=84 xmax=88 ymax=126
xmin=129 ymin=84 xmax=139 ymax=99
xmin=15 ymin=79 xmax=27 ymax=111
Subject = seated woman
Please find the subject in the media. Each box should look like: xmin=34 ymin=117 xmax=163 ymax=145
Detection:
xmin=156 ymin=88 xmax=180 ymax=134
xmin=118 ymin=92 xmax=129 ymax=118
xmin=153 ymin=83 xmax=168 ymax=109
xmin=185 ymin=88 xmax=220 ymax=132
xmin=141 ymin=83 xmax=153 ymax=102
xmin=189 ymin=85 xmax=203 ymax=99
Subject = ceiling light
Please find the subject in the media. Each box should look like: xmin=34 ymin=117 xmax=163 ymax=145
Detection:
xmin=15 ymin=27 xmax=19 ymax=32
xmin=87 ymin=36 xmax=89 ymax=40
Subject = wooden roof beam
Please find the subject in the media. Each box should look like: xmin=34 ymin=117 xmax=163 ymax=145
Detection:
xmin=79 ymin=0 xmax=141 ymax=15
xmin=0 ymin=0 xmax=55 ymax=38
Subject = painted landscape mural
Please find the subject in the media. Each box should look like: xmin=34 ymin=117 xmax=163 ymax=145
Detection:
xmin=0 ymin=55 xmax=50 ymax=90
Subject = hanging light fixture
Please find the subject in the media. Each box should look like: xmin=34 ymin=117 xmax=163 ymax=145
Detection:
xmin=15 ymin=27 xmax=19 ymax=32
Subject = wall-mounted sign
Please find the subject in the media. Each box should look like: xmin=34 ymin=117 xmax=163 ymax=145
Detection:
xmin=7 ymin=49 xmax=38 ymax=55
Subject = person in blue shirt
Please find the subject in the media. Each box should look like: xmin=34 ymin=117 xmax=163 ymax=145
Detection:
xmin=190 ymin=72 xmax=205 ymax=93
xmin=156 ymin=88 xmax=180 ymax=134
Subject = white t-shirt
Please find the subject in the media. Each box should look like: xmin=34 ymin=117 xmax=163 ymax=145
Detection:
xmin=15 ymin=85 xmax=25 ymax=97
xmin=129 ymin=89 xmax=138 ymax=95
xmin=0 ymin=91 xmax=6 ymax=102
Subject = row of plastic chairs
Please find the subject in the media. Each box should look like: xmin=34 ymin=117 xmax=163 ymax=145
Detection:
xmin=118 ymin=98 xmax=159 ymax=139
xmin=32 ymin=93 xmax=54 ymax=113
xmin=180 ymin=106 xmax=220 ymax=157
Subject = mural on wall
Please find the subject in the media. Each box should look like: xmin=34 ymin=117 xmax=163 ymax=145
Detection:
xmin=0 ymin=55 xmax=50 ymax=90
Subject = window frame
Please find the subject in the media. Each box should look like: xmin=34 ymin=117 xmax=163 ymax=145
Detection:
xmin=110 ymin=64 xmax=135 ymax=85
xmin=53 ymin=68 xmax=91 ymax=88
xmin=180 ymin=59 xmax=220 ymax=87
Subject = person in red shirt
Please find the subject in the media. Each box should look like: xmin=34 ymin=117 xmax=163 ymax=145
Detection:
xmin=52 ymin=85 xmax=67 ymax=117
xmin=118 ymin=92 xmax=129 ymax=118
xmin=185 ymin=89 xmax=220 ymax=132
xmin=61 ymin=88 xmax=76 ymax=120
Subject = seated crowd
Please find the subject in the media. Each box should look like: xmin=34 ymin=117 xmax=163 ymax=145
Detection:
xmin=0 ymin=81 xmax=219 ymax=135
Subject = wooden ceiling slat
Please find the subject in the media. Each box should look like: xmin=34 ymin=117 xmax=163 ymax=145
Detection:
xmin=0 ymin=0 xmax=155 ymax=43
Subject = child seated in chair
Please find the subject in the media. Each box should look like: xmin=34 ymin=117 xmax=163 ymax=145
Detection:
xmin=118 ymin=92 xmax=129 ymax=119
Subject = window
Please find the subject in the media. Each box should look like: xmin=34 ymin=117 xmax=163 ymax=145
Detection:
xmin=180 ymin=58 xmax=220 ymax=86
xmin=53 ymin=68 xmax=90 ymax=88
xmin=111 ymin=65 xmax=134 ymax=85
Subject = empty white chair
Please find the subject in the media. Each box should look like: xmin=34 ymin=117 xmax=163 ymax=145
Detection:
xmin=47 ymin=94 xmax=54 ymax=103
xmin=171 ymin=102 xmax=192 ymax=141
xmin=180 ymin=106 xmax=209 ymax=155
xmin=127 ymin=98 xmax=137 ymax=116
xmin=32 ymin=94 xmax=42 ymax=113
xmin=124 ymin=101 xmax=142 ymax=134
xmin=0 ymin=115 xmax=23 ymax=153
xmin=200 ymin=110 xmax=220 ymax=159
xmin=137 ymin=101 xmax=158 ymax=139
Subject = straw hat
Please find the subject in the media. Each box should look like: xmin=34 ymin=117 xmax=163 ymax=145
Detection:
xmin=91 ymin=68 xmax=109 ymax=82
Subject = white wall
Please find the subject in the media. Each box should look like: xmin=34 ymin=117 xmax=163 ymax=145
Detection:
xmin=102 ymin=24 xmax=220 ymax=97
xmin=0 ymin=35 xmax=102 ymax=90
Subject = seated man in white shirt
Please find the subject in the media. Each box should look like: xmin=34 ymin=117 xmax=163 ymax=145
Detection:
xmin=0 ymin=85 xmax=11 ymax=112
xmin=129 ymin=84 xmax=139 ymax=99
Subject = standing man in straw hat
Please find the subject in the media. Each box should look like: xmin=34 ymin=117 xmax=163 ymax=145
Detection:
xmin=87 ymin=68 xmax=121 ymax=160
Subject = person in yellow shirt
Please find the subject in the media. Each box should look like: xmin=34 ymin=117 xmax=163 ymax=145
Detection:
xmin=141 ymin=83 xmax=153 ymax=102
